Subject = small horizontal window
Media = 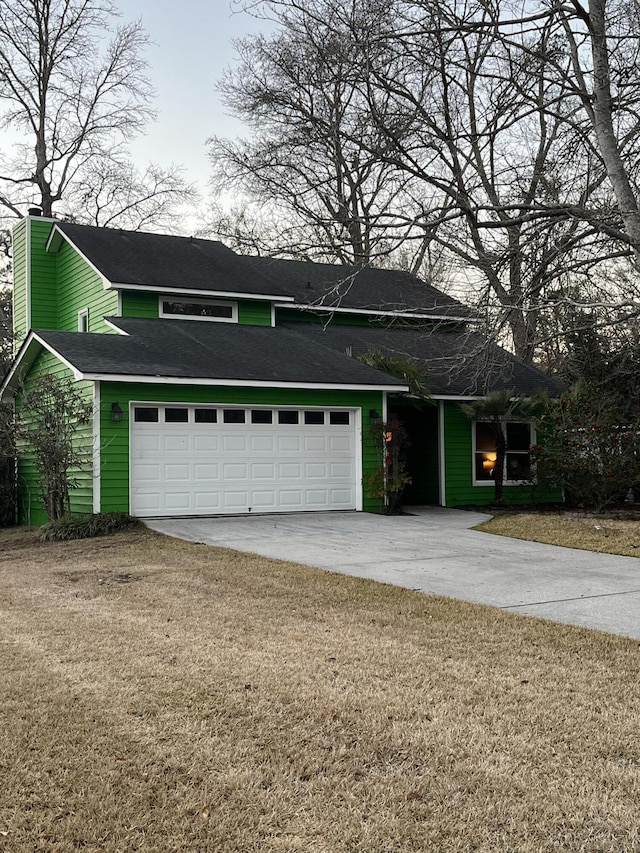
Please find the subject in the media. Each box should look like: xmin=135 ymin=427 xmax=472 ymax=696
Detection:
xmin=223 ymin=409 xmax=245 ymax=424
xmin=278 ymin=411 xmax=299 ymax=425
xmin=134 ymin=407 xmax=158 ymax=423
xmin=330 ymin=412 xmax=350 ymax=425
xmin=251 ymin=410 xmax=273 ymax=424
xmin=304 ymin=411 xmax=324 ymax=425
xmin=165 ymin=408 xmax=188 ymax=423
xmin=194 ymin=409 xmax=217 ymax=423
xmin=161 ymin=299 xmax=236 ymax=321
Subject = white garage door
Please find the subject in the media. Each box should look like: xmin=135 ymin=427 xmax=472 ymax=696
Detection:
xmin=130 ymin=404 xmax=359 ymax=517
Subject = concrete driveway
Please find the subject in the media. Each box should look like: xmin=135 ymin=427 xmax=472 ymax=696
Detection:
xmin=145 ymin=508 xmax=640 ymax=640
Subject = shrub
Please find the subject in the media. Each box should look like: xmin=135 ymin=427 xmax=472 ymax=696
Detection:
xmin=39 ymin=512 xmax=141 ymax=541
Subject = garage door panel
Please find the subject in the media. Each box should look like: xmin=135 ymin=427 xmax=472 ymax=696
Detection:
xmin=306 ymin=489 xmax=329 ymax=505
xmin=223 ymin=435 xmax=247 ymax=452
xmin=131 ymin=406 xmax=358 ymax=517
xmin=134 ymin=463 xmax=161 ymax=482
xmin=250 ymin=436 xmax=275 ymax=452
xmin=279 ymin=490 xmax=304 ymax=507
xmin=194 ymin=463 xmax=219 ymax=479
xmin=251 ymin=491 xmax=277 ymax=508
xmin=135 ymin=435 xmax=161 ymax=453
xmin=165 ymin=492 xmax=191 ymax=511
xmin=278 ymin=462 xmax=302 ymax=479
xmin=194 ymin=435 xmax=219 ymax=452
xmin=165 ymin=464 xmax=190 ymax=480
xmin=278 ymin=436 xmax=302 ymax=452
xmin=305 ymin=463 xmax=327 ymax=478
xmin=194 ymin=492 xmax=221 ymax=510
xmin=223 ymin=490 xmax=250 ymax=509
xmin=222 ymin=462 xmax=248 ymax=480
xmin=251 ymin=463 xmax=275 ymax=479
xmin=328 ymin=435 xmax=352 ymax=452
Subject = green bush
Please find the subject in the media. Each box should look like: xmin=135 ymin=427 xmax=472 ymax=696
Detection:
xmin=39 ymin=512 xmax=141 ymax=541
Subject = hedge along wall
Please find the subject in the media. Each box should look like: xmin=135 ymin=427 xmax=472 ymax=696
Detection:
xmin=15 ymin=350 xmax=94 ymax=525
xmin=443 ymin=401 xmax=562 ymax=507
xmin=98 ymin=382 xmax=386 ymax=515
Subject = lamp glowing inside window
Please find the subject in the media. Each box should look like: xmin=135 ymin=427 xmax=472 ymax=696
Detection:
xmin=474 ymin=422 xmax=532 ymax=482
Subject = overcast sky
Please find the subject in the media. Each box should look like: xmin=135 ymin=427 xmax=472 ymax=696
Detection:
xmin=118 ymin=0 xmax=274 ymax=205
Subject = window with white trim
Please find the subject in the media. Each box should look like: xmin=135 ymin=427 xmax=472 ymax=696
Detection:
xmin=473 ymin=421 xmax=533 ymax=484
xmin=78 ymin=308 xmax=89 ymax=332
xmin=159 ymin=297 xmax=237 ymax=322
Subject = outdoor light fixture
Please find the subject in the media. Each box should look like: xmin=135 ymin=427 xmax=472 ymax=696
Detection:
xmin=369 ymin=409 xmax=382 ymax=424
xmin=111 ymin=402 xmax=123 ymax=423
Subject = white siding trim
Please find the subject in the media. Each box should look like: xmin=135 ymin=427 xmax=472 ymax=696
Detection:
xmin=25 ymin=217 xmax=31 ymax=331
xmin=79 ymin=373 xmax=409 ymax=392
xmin=438 ymin=400 xmax=446 ymax=507
xmin=275 ymin=303 xmax=472 ymax=322
xmin=355 ymin=406 xmax=363 ymax=511
xmin=104 ymin=318 xmax=129 ymax=335
xmin=114 ymin=282 xmax=294 ymax=303
xmin=93 ymin=382 xmax=101 ymax=513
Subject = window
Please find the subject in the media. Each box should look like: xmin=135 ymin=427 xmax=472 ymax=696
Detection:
xmin=223 ymin=409 xmax=245 ymax=424
xmin=304 ymin=411 xmax=324 ymax=425
xmin=251 ymin=410 xmax=273 ymax=424
xmin=134 ymin=407 xmax=158 ymax=423
xmin=195 ymin=409 xmax=217 ymax=423
xmin=474 ymin=421 xmax=533 ymax=484
xmin=278 ymin=410 xmax=299 ymax=425
xmin=330 ymin=411 xmax=350 ymax=425
xmin=78 ymin=308 xmax=89 ymax=332
xmin=160 ymin=298 xmax=237 ymax=322
xmin=165 ymin=408 xmax=188 ymax=423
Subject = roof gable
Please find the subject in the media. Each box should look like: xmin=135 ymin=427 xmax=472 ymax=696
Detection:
xmin=49 ymin=222 xmax=473 ymax=319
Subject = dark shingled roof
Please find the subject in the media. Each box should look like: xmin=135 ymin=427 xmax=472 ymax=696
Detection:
xmin=279 ymin=323 xmax=564 ymax=397
xmin=54 ymin=222 xmax=472 ymax=318
xmin=33 ymin=319 xmax=407 ymax=388
xmin=54 ymin=223 xmax=292 ymax=297
xmin=32 ymin=317 xmax=561 ymax=397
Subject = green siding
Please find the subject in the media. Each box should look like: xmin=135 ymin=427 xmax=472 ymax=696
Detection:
xmin=443 ymin=402 xmax=561 ymax=507
xmin=121 ymin=290 xmax=159 ymax=319
xmin=12 ymin=220 xmax=27 ymax=352
xmin=238 ymin=300 xmax=272 ymax=326
xmin=16 ymin=349 xmax=94 ymax=525
xmin=29 ymin=219 xmax=58 ymax=332
xmin=56 ymin=239 xmax=117 ymax=332
xmin=99 ymin=383 xmax=384 ymax=515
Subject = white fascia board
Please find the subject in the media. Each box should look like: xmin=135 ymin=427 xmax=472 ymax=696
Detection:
xmin=430 ymin=394 xmax=533 ymax=401
xmin=103 ymin=318 xmax=130 ymax=335
xmin=430 ymin=394 xmax=488 ymax=401
xmin=113 ymin=282 xmax=295 ymax=303
xmin=274 ymin=303 xmax=473 ymax=322
xmin=92 ymin=381 xmax=101 ymax=513
xmin=78 ymin=373 xmax=410 ymax=393
xmin=45 ymin=224 xmax=111 ymax=288
xmin=0 ymin=331 xmax=82 ymax=398
xmin=33 ymin=333 xmax=84 ymax=379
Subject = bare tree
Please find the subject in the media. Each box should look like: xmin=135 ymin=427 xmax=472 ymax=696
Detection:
xmin=0 ymin=0 xmax=194 ymax=225
xmin=230 ymin=0 xmax=640 ymax=363
xmin=209 ymin=1 xmax=424 ymax=266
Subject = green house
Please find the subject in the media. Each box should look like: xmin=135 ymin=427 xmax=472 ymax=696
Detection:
xmin=2 ymin=214 xmax=562 ymax=524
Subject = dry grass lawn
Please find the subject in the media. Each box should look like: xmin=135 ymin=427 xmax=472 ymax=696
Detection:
xmin=1 ymin=526 xmax=640 ymax=852
xmin=477 ymin=512 xmax=640 ymax=557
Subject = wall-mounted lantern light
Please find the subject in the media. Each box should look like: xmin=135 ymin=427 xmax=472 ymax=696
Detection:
xmin=111 ymin=402 xmax=123 ymax=423
xmin=369 ymin=409 xmax=382 ymax=424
